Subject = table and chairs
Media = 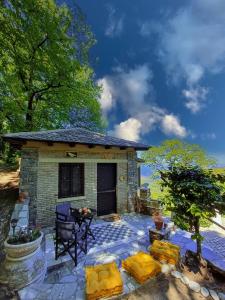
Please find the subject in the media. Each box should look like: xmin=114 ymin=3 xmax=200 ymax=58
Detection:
xmin=55 ymin=203 xmax=96 ymax=266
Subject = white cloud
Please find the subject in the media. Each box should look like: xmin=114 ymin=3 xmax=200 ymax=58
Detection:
xmin=161 ymin=114 xmax=187 ymax=138
xmin=158 ymin=0 xmax=225 ymax=112
xmin=98 ymin=64 xmax=188 ymax=140
xmin=111 ymin=118 xmax=142 ymax=141
xmin=139 ymin=22 xmax=151 ymax=37
xmin=201 ymin=133 xmax=216 ymax=140
xmin=139 ymin=21 xmax=162 ymax=37
xmin=182 ymin=86 xmax=209 ymax=113
xmin=105 ymin=5 xmax=124 ymax=37
xmin=97 ymin=78 xmax=114 ymax=114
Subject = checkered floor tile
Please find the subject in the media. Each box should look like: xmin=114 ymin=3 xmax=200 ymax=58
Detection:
xmin=86 ymin=222 xmax=136 ymax=250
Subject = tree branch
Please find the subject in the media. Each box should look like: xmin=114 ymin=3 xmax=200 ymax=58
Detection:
xmin=30 ymin=34 xmax=48 ymax=61
xmin=32 ymin=82 xmax=63 ymax=97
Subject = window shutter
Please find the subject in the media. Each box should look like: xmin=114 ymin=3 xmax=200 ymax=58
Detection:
xmin=71 ymin=164 xmax=84 ymax=196
xmin=58 ymin=163 xmax=84 ymax=198
xmin=59 ymin=164 xmax=71 ymax=198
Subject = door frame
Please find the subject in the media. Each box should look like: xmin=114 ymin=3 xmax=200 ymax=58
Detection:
xmin=96 ymin=162 xmax=117 ymax=216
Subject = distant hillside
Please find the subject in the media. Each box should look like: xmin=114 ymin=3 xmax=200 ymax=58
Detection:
xmin=213 ymin=167 xmax=225 ymax=174
xmin=141 ymin=166 xmax=225 ymax=200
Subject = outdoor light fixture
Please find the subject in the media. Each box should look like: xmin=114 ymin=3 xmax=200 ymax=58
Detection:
xmin=11 ymin=218 xmax=18 ymax=236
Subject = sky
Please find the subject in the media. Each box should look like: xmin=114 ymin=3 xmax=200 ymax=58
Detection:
xmin=72 ymin=0 xmax=225 ymax=166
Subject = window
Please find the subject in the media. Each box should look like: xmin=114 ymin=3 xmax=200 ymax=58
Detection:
xmin=58 ymin=163 xmax=84 ymax=198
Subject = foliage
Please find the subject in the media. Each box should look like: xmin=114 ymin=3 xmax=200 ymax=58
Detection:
xmin=62 ymin=107 xmax=106 ymax=133
xmin=142 ymin=139 xmax=216 ymax=175
xmin=160 ymin=165 xmax=225 ymax=257
xmin=7 ymin=227 xmax=41 ymax=245
xmin=0 ymin=0 xmax=102 ymax=133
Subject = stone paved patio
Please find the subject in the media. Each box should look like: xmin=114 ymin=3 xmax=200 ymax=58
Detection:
xmin=18 ymin=213 xmax=225 ymax=300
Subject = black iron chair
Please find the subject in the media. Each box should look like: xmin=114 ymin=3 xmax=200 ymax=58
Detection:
xmin=55 ymin=220 xmax=88 ymax=266
xmin=70 ymin=208 xmax=96 ymax=240
xmin=82 ymin=213 xmax=95 ymax=240
xmin=55 ymin=203 xmax=77 ymax=222
xmin=56 ymin=203 xmax=95 ymax=240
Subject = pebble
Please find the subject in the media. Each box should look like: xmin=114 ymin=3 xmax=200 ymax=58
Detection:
xmin=200 ymin=287 xmax=209 ymax=298
xmin=168 ymin=264 xmax=176 ymax=270
xmin=171 ymin=270 xmax=182 ymax=279
xmin=218 ymin=292 xmax=225 ymax=300
xmin=209 ymin=289 xmax=219 ymax=300
xmin=188 ymin=281 xmax=201 ymax=293
xmin=181 ymin=275 xmax=189 ymax=285
xmin=161 ymin=264 xmax=170 ymax=274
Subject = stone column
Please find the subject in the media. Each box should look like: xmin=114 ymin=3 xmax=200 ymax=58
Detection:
xmin=127 ymin=151 xmax=138 ymax=212
xmin=20 ymin=149 xmax=39 ymax=227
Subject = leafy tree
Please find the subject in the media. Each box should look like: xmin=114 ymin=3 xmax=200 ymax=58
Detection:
xmin=142 ymin=139 xmax=216 ymax=175
xmin=62 ymin=107 xmax=106 ymax=133
xmin=160 ymin=165 xmax=225 ymax=258
xmin=0 ymin=0 xmax=102 ymax=132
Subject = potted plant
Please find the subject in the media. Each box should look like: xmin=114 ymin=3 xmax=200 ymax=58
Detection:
xmin=153 ymin=211 xmax=164 ymax=230
xmin=79 ymin=207 xmax=91 ymax=216
xmin=4 ymin=227 xmax=43 ymax=259
xmin=0 ymin=226 xmax=46 ymax=290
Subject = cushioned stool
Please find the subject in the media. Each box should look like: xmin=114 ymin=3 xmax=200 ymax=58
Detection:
xmin=85 ymin=262 xmax=123 ymax=300
xmin=122 ymin=252 xmax=161 ymax=284
xmin=150 ymin=240 xmax=180 ymax=265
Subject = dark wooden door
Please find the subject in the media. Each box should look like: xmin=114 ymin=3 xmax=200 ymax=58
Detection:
xmin=97 ymin=163 xmax=117 ymax=216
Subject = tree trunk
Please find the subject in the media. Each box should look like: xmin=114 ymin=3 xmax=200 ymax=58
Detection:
xmin=194 ymin=217 xmax=202 ymax=258
xmin=25 ymin=96 xmax=34 ymax=131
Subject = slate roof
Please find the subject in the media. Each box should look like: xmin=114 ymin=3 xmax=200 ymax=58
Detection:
xmin=2 ymin=128 xmax=149 ymax=150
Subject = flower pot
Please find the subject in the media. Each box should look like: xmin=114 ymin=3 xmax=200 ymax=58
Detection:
xmin=155 ymin=221 xmax=163 ymax=231
xmin=4 ymin=232 xmax=43 ymax=259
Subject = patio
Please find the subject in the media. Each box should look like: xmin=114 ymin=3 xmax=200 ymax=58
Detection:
xmin=18 ymin=213 xmax=225 ymax=300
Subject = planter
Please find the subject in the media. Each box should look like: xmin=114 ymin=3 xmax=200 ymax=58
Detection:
xmin=4 ymin=232 xmax=43 ymax=259
xmin=0 ymin=232 xmax=46 ymax=290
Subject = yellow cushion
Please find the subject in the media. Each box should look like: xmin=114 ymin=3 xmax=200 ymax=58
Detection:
xmin=85 ymin=262 xmax=123 ymax=300
xmin=150 ymin=240 xmax=180 ymax=265
xmin=152 ymin=240 xmax=180 ymax=252
xmin=122 ymin=252 xmax=161 ymax=284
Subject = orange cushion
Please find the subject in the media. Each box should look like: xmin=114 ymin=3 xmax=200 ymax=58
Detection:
xmin=85 ymin=262 xmax=123 ymax=300
xmin=122 ymin=252 xmax=161 ymax=284
xmin=150 ymin=240 xmax=180 ymax=265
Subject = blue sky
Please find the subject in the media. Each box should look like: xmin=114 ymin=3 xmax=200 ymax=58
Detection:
xmin=73 ymin=0 xmax=225 ymax=165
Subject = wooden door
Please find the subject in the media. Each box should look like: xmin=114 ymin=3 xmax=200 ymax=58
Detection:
xmin=97 ymin=163 xmax=117 ymax=216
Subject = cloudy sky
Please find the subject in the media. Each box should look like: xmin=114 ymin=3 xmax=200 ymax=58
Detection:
xmin=75 ymin=0 xmax=225 ymax=165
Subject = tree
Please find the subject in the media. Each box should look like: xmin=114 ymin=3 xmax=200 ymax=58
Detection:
xmin=62 ymin=107 xmax=106 ymax=133
xmin=142 ymin=139 xmax=216 ymax=175
xmin=0 ymin=0 xmax=102 ymax=132
xmin=160 ymin=165 xmax=225 ymax=259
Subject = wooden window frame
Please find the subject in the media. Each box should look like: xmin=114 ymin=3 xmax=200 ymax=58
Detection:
xmin=58 ymin=163 xmax=84 ymax=199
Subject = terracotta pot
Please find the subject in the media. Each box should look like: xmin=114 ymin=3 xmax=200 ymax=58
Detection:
xmin=4 ymin=232 xmax=43 ymax=259
xmin=155 ymin=221 xmax=163 ymax=231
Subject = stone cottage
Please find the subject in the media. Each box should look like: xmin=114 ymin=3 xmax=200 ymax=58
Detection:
xmin=3 ymin=128 xmax=149 ymax=227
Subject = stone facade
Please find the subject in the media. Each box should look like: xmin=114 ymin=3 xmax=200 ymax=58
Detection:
xmin=20 ymin=149 xmax=39 ymax=226
xmin=127 ymin=151 xmax=138 ymax=212
xmin=19 ymin=144 xmax=138 ymax=227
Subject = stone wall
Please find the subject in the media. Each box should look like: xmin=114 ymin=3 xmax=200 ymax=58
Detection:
xmin=20 ymin=145 xmax=138 ymax=227
xmin=20 ymin=149 xmax=38 ymax=226
xmin=127 ymin=151 xmax=138 ymax=212
xmin=0 ymin=188 xmax=18 ymax=262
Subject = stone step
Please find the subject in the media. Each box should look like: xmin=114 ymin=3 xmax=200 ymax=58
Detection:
xmin=19 ymin=282 xmax=85 ymax=300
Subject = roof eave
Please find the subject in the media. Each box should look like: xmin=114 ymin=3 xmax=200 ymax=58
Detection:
xmin=2 ymin=136 xmax=150 ymax=151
